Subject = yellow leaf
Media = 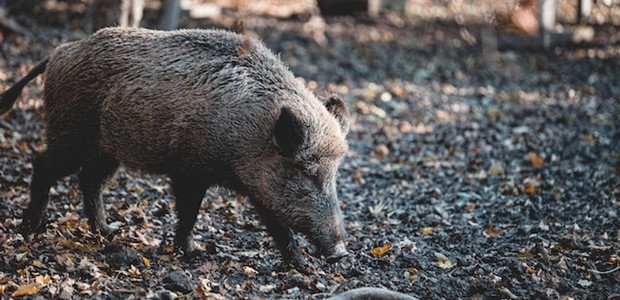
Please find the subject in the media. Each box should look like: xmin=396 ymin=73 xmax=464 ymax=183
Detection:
xmin=370 ymin=243 xmax=392 ymax=257
xmin=420 ymin=227 xmax=433 ymax=236
xmin=526 ymin=152 xmax=544 ymax=168
xmin=141 ymin=256 xmax=150 ymax=267
xmin=12 ymin=284 xmax=40 ymax=297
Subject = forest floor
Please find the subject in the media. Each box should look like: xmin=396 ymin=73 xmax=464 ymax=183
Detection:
xmin=0 ymin=1 xmax=619 ymax=299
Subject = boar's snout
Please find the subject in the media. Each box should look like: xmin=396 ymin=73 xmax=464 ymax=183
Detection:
xmin=306 ymin=200 xmax=349 ymax=261
xmin=325 ymin=241 xmax=349 ymax=262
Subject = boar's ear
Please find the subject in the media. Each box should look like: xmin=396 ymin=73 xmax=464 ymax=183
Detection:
xmin=274 ymin=106 xmax=305 ymax=157
xmin=323 ymin=95 xmax=349 ymax=134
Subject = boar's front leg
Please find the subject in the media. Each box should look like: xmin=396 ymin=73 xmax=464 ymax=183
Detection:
xmin=170 ymin=176 xmax=207 ymax=254
xmin=254 ymin=204 xmax=308 ymax=268
xmin=78 ymin=154 xmax=119 ymax=236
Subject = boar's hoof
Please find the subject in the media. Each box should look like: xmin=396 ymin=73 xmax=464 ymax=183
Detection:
xmin=176 ymin=239 xmax=203 ymax=259
xmin=91 ymin=224 xmax=114 ymax=238
xmin=286 ymin=251 xmax=309 ymax=270
xmin=88 ymin=220 xmax=114 ymax=238
xmin=283 ymin=239 xmax=309 ymax=269
xmin=20 ymin=217 xmax=47 ymax=237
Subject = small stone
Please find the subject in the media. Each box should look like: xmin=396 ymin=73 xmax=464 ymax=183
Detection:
xmin=163 ymin=270 xmax=193 ymax=294
xmin=104 ymin=245 xmax=142 ymax=268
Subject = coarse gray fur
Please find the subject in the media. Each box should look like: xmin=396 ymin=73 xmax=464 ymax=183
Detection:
xmin=0 ymin=27 xmax=350 ymax=267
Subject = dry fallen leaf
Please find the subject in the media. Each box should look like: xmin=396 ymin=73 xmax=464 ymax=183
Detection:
xmin=31 ymin=260 xmax=45 ymax=269
xmin=244 ymin=266 xmax=258 ymax=278
xmin=128 ymin=265 xmax=141 ymax=277
xmin=435 ymin=252 xmax=454 ymax=269
xmin=399 ymin=120 xmax=413 ymax=133
xmin=420 ymin=227 xmax=433 ymax=236
xmin=488 ymin=164 xmax=504 ymax=176
xmin=407 ymin=267 xmax=418 ymax=281
xmin=374 ymin=144 xmax=389 ymax=160
xmin=141 ymin=256 xmax=150 ymax=267
xmin=489 ymin=273 xmax=502 ymax=283
xmin=521 ymin=176 xmax=541 ymax=196
xmin=484 ymin=225 xmax=503 ymax=238
xmin=370 ymin=243 xmax=392 ymax=257
xmin=523 ymin=262 xmax=537 ymax=274
xmin=34 ymin=275 xmax=52 ymax=286
xmin=18 ymin=141 xmax=31 ymax=154
xmin=12 ymin=284 xmax=40 ymax=297
xmin=526 ymin=152 xmax=544 ymax=168
xmin=259 ymin=284 xmax=276 ymax=293
xmin=557 ymin=257 xmax=569 ymax=272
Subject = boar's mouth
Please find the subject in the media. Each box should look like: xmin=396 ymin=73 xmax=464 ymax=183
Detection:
xmin=289 ymin=211 xmax=349 ymax=261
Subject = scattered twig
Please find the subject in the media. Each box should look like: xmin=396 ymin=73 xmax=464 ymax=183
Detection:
xmin=590 ymin=266 xmax=620 ymax=275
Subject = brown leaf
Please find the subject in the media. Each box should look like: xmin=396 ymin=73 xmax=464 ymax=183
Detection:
xmin=374 ymin=144 xmax=389 ymax=160
xmin=12 ymin=284 xmax=40 ymax=297
xmin=521 ymin=176 xmax=541 ymax=196
xmin=526 ymin=152 xmax=544 ymax=168
xmin=484 ymin=225 xmax=503 ymax=238
xmin=18 ymin=141 xmax=31 ymax=154
xmin=407 ymin=267 xmax=418 ymax=281
xmin=521 ymin=185 xmax=538 ymax=196
xmin=370 ymin=243 xmax=392 ymax=257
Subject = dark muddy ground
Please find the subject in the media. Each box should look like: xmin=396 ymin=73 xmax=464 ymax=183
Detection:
xmin=1 ymin=1 xmax=619 ymax=299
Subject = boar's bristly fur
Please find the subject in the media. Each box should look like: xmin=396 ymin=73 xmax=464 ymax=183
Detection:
xmin=1 ymin=27 xmax=350 ymax=268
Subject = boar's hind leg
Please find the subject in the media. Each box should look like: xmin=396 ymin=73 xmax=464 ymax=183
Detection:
xmin=254 ymin=204 xmax=308 ymax=267
xmin=78 ymin=154 xmax=119 ymax=236
xmin=22 ymin=150 xmax=81 ymax=235
xmin=170 ymin=176 xmax=207 ymax=254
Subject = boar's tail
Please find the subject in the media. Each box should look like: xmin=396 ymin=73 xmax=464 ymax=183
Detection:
xmin=0 ymin=57 xmax=49 ymax=115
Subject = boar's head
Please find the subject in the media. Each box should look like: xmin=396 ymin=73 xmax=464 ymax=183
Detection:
xmin=239 ymin=95 xmax=350 ymax=263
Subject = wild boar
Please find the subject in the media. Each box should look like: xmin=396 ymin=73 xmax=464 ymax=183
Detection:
xmin=0 ymin=27 xmax=350 ymax=267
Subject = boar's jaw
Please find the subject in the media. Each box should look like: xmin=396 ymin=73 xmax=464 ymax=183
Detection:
xmin=325 ymin=241 xmax=349 ymax=262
